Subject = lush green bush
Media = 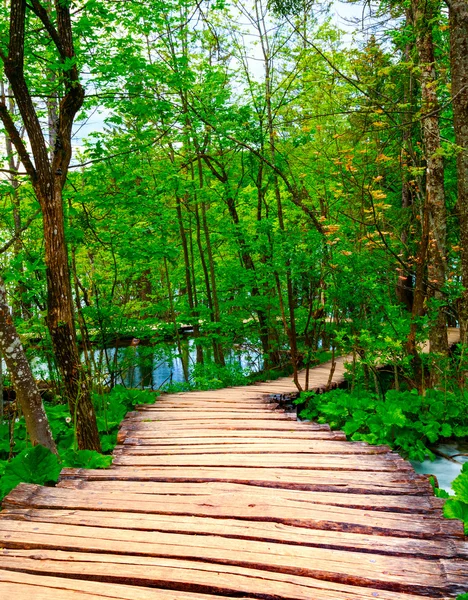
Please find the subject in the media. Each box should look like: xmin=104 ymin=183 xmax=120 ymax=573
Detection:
xmin=297 ymin=387 xmax=468 ymax=461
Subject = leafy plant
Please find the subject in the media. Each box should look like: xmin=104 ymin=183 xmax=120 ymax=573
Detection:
xmin=61 ymin=449 xmax=113 ymax=469
xmin=0 ymin=445 xmax=61 ymax=500
xmin=443 ymin=463 xmax=468 ymax=534
xmin=297 ymin=387 xmax=468 ymax=461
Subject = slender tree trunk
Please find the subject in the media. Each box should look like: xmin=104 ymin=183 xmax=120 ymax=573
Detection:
xmin=449 ymin=1 xmax=468 ymax=343
xmin=175 ymin=194 xmax=204 ymax=359
xmin=413 ymin=0 xmax=448 ymax=356
xmin=407 ymin=208 xmax=430 ymax=392
xmin=0 ymin=274 xmax=56 ymax=452
xmin=201 ymin=199 xmax=225 ymax=366
xmin=38 ymin=185 xmax=101 ymax=450
xmin=397 ymin=18 xmax=415 ymax=312
xmin=259 ymin=16 xmax=302 ymax=390
xmin=164 ymin=257 xmax=189 ymax=382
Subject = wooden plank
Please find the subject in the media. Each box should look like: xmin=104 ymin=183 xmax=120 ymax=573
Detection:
xmin=0 ymin=518 xmax=465 ymax=590
xmin=119 ymin=429 xmax=344 ymax=440
xmin=137 ymin=403 xmax=278 ymax=410
xmin=119 ymin=420 xmax=338 ymax=431
xmin=124 ymin=412 xmax=296 ymax=421
xmin=58 ymin=466 xmax=435 ymax=495
xmin=117 ymin=441 xmax=391 ymax=454
xmin=111 ymin=453 xmax=412 ymax=472
xmin=4 ymin=484 xmax=461 ymax=538
xmin=0 ymin=568 xmax=251 ymax=600
xmin=2 ymin=508 xmax=466 ymax=559
xmin=0 ymin=549 xmax=462 ymax=597
xmin=57 ymin=480 xmax=446 ymax=513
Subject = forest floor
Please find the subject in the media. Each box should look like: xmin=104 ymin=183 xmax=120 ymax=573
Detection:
xmin=0 ymin=357 xmax=466 ymax=599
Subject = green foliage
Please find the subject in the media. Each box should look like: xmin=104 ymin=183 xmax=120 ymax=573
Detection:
xmin=61 ymin=449 xmax=113 ymax=469
xmin=444 ymin=463 xmax=468 ymax=534
xmin=94 ymin=385 xmax=158 ymax=437
xmin=298 ymin=388 xmax=468 ymax=461
xmin=162 ymin=361 xmax=254 ymax=393
xmin=0 ymin=445 xmax=61 ymax=499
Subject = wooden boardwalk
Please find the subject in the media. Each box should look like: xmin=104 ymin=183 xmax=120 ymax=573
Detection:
xmin=0 ymin=357 xmax=467 ymax=599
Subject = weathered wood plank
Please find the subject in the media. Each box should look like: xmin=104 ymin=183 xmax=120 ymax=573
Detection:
xmin=0 ymin=568 xmax=252 ymax=600
xmin=0 ymin=549 xmax=463 ymax=597
xmin=58 ymin=466 xmax=435 ymax=495
xmin=119 ymin=421 xmax=325 ymax=433
xmin=111 ymin=452 xmax=412 ymax=472
xmin=125 ymin=411 xmax=294 ymax=421
xmin=118 ymin=429 xmax=345 ymax=441
xmin=2 ymin=508 xmax=466 ymax=559
xmin=117 ymin=441 xmax=391 ymax=454
xmin=56 ymin=479 xmax=446 ymax=513
xmin=3 ymin=484 xmax=461 ymax=538
xmin=0 ymin=518 xmax=465 ymax=592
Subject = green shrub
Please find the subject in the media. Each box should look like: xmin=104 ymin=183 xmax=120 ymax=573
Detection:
xmin=298 ymin=387 xmax=468 ymax=461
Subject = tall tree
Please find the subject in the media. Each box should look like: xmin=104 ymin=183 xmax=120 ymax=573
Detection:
xmin=0 ymin=0 xmax=101 ymax=450
xmin=412 ymin=0 xmax=448 ymax=357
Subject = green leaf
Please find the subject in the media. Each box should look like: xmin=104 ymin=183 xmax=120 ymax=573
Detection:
xmin=61 ymin=450 xmax=113 ymax=469
xmin=453 ymin=468 xmax=468 ymax=503
xmin=440 ymin=423 xmax=452 ymax=438
xmin=443 ymin=498 xmax=468 ymax=526
xmin=0 ymin=445 xmax=61 ymax=500
xmin=5 ymin=445 xmax=61 ymax=486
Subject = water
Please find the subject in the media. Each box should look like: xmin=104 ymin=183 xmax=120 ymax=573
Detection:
xmin=27 ymin=339 xmax=263 ymax=390
xmin=411 ymin=441 xmax=468 ymax=494
xmin=112 ymin=340 xmax=263 ymax=389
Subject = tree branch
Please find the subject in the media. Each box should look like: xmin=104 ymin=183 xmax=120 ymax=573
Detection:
xmin=5 ymin=0 xmax=51 ymax=182
xmin=28 ymin=0 xmax=65 ymax=58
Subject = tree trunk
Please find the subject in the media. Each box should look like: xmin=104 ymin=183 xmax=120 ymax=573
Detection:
xmin=413 ymin=0 xmax=448 ymax=356
xmin=0 ymin=274 xmax=56 ymax=452
xmin=449 ymin=1 xmax=468 ymax=343
xmin=38 ymin=185 xmax=101 ymax=450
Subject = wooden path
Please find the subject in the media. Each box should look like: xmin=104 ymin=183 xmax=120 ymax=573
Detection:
xmin=0 ymin=357 xmax=467 ymax=599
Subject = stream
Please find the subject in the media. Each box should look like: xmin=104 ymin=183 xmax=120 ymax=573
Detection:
xmin=411 ymin=441 xmax=468 ymax=494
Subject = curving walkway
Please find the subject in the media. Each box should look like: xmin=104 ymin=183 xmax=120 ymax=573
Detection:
xmin=0 ymin=357 xmax=467 ymax=599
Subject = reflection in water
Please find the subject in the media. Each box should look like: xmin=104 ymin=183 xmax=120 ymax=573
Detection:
xmin=96 ymin=339 xmax=263 ymax=390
